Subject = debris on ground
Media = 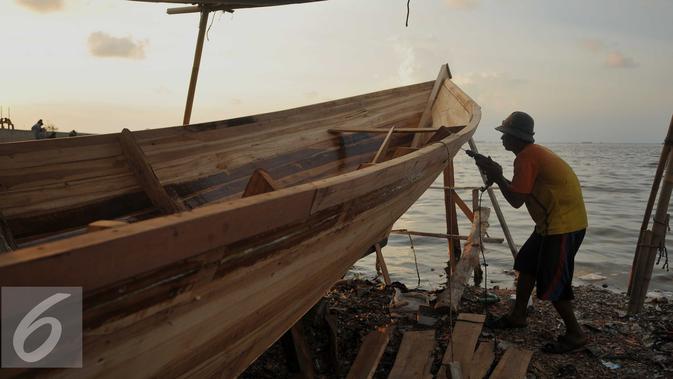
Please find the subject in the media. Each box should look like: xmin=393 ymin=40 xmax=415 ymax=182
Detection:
xmin=241 ymin=279 xmax=673 ymax=378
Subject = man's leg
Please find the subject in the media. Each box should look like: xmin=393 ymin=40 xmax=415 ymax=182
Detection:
xmin=552 ymin=300 xmax=585 ymax=343
xmin=509 ymin=272 xmax=535 ymax=324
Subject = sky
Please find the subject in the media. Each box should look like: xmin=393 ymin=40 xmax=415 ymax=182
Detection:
xmin=1 ymin=0 xmax=672 ymax=142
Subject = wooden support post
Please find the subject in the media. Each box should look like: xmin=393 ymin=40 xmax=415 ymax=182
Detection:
xmin=182 ymin=7 xmax=209 ymax=125
xmin=119 ymin=129 xmax=186 ymax=214
xmin=628 ymin=114 xmax=673 ymax=295
xmin=628 ymin=137 xmax=673 ymax=314
xmin=444 ymin=161 xmax=461 ymax=273
xmin=435 ymin=208 xmax=490 ymax=311
xmin=280 ymin=323 xmax=316 ymax=378
xmin=374 ymin=243 xmax=391 ymax=286
xmin=468 ymin=138 xmax=518 ymax=258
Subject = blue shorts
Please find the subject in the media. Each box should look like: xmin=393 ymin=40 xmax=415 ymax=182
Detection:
xmin=514 ymin=229 xmax=586 ymax=301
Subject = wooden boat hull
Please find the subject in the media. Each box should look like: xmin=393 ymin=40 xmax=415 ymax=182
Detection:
xmin=0 ymin=74 xmax=480 ymax=378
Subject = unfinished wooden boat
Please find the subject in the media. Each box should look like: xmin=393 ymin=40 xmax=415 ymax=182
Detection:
xmin=0 ymin=65 xmax=480 ymax=378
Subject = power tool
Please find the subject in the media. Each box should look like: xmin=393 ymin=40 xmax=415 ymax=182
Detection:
xmin=464 ymin=149 xmax=496 ymax=190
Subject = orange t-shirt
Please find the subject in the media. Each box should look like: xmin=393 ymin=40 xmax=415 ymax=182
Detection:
xmin=509 ymin=144 xmax=588 ymax=235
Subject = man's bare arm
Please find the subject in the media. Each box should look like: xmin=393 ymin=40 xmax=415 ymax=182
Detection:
xmin=492 ymin=174 xmax=528 ymax=209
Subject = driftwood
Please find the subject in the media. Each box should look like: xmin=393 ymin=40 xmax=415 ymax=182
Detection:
xmin=435 ymin=207 xmax=490 ymax=311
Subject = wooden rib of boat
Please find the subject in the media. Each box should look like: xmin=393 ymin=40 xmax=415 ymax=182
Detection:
xmin=0 ymin=65 xmax=480 ymax=378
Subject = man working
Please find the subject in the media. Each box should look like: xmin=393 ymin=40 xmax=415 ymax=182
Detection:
xmin=475 ymin=111 xmax=588 ymax=354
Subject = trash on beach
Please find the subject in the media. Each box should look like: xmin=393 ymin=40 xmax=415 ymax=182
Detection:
xmin=578 ymin=273 xmax=607 ymax=281
xmin=600 ymin=360 xmax=621 ymax=370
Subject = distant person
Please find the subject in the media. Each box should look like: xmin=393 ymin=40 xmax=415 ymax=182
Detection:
xmin=68 ymin=130 xmax=78 ymax=137
xmin=31 ymin=119 xmax=44 ymax=139
xmin=474 ymin=111 xmax=588 ymax=354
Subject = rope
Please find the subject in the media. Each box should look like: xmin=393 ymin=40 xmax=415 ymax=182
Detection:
xmin=206 ymin=10 xmax=216 ymax=41
xmin=407 ymin=232 xmax=422 ymax=288
xmin=405 ymin=0 xmax=411 ymax=27
xmin=656 ymin=214 xmax=670 ymax=271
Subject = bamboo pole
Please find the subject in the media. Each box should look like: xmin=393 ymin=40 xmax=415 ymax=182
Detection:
xmin=628 ymin=114 xmax=673 ymax=295
xmin=468 ymin=138 xmax=518 ymax=257
xmin=182 ymin=8 xmax=209 ymax=126
xmin=628 ymin=147 xmax=673 ymax=314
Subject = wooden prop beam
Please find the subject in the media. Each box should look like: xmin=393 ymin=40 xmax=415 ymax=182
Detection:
xmin=328 ymin=127 xmax=445 ymax=134
xmin=468 ymin=138 xmax=517 ymax=257
xmin=119 ymin=129 xmax=186 ymax=214
xmin=489 ymin=347 xmax=533 ymax=379
xmin=374 ymin=243 xmax=391 ymax=285
xmin=628 ymin=114 xmax=673 ymax=296
xmin=628 ymin=141 xmax=673 ymax=314
xmin=346 ymin=326 xmax=390 ymax=379
xmin=389 ymin=229 xmax=502 ymax=244
xmin=182 ymin=7 xmax=209 ymax=125
xmin=388 ymin=330 xmax=435 ymax=379
xmin=435 ymin=207 xmax=490 ymax=311
xmin=411 ymin=63 xmax=451 ymax=148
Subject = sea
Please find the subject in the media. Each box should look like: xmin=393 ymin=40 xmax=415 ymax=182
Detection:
xmin=350 ymin=142 xmax=673 ymax=295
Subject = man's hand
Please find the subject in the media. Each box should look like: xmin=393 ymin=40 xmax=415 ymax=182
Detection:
xmin=474 ymin=155 xmax=503 ymax=182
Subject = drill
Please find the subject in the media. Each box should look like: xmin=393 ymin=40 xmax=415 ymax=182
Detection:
xmin=464 ymin=149 xmax=496 ymax=189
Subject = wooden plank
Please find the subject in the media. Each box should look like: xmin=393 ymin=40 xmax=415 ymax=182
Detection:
xmin=182 ymin=8 xmax=208 ymax=125
xmin=441 ymin=313 xmax=485 ymax=376
xmin=468 ymin=341 xmax=494 ymax=379
xmin=411 ymin=64 xmax=451 ymax=147
xmin=328 ymin=127 xmax=442 ymax=134
xmin=388 ymin=330 xmax=435 ymax=379
xmin=242 ymin=168 xmax=279 ymax=197
xmin=489 ymin=347 xmax=533 ymax=379
xmin=118 ymin=128 xmax=186 ymax=214
xmin=87 ymin=220 xmax=129 ymax=233
xmin=454 ymin=191 xmax=475 ymax=222
xmin=346 ymin=327 xmax=390 ymax=379
xmin=435 ymin=209 xmax=490 ymax=310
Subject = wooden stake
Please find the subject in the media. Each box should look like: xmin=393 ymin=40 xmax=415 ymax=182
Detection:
xmin=628 ymin=114 xmax=673 ymax=295
xmin=183 ymin=8 xmax=209 ymax=125
xmin=371 ymin=127 xmax=395 ymax=163
xmin=468 ymin=138 xmax=517 ymax=257
xmin=375 ymin=243 xmax=391 ymax=286
xmin=443 ymin=162 xmax=461 ymax=272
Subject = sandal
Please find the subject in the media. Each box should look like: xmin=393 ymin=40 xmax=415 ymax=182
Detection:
xmin=542 ymin=337 xmax=587 ymax=354
xmin=484 ymin=315 xmax=527 ymax=329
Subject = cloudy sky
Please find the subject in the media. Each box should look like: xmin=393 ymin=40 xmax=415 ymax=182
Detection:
xmin=2 ymin=0 xmax=672 ymax=142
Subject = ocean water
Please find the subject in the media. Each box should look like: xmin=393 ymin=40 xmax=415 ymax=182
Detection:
xmin=351 ymin=143 xmax=673 ymax=294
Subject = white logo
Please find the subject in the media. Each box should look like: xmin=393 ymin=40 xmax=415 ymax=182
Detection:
xmin=12 ymin=293 xmax=71 ymax=363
